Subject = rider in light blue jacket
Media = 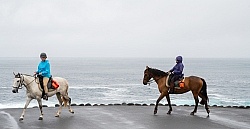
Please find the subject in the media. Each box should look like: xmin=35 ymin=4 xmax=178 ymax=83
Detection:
xmin=36 ymin=60 xmax=51 ymax=78
xmin=35 ymin=53 xmax=51 ymax=100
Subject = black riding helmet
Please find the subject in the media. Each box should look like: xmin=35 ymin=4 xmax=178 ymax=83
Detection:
xmin=40 ymin=53 xmax=47 ymax=58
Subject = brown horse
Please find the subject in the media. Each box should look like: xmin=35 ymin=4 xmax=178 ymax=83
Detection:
xmin=143 ymin=66 xmax=210 ymax=116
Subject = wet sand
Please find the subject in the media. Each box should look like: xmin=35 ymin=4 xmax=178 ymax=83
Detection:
xmin=1 ymin=105 xmax=250 ymax=129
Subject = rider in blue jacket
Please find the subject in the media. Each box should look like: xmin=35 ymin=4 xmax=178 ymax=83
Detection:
xmin=168 ymin=56 xmax=184 ymax=93
xmin=35 ymin=53 xmax=51 ymax=100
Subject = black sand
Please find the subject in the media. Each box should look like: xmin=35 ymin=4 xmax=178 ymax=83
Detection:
xmin=1 ymin=105 xmax=250 ymax=129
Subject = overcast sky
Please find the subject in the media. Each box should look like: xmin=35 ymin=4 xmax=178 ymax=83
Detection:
xmin=0 ymin=0 xmax=250 ymax=58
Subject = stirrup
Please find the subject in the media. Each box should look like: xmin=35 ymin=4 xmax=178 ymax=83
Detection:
xmin=43 ymin=94 xmax=48 ymax=100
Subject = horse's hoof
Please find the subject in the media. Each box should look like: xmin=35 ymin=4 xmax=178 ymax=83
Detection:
xmin=190 ymin=112 xmax=195 ymax=115
xmin=154 ymin=110 xmax=157 ymax=115
xmin=207 ymin=109 xmax=210 ymax=114
xmin=55 ymin=115 xmax=59 ymax=117
xmin=167 ymin=111 xmax=171 ymax=115
xmin=19 ymin=118 xmax=24 ymax=121
xmin=69 ymin=110 xmax=74 ymax=114
xmin=38 ymin=117 xmax=43 ymax=120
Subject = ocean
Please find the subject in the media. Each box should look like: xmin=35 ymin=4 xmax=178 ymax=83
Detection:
xmin=0 ymin=57 xmax=250 ymax=109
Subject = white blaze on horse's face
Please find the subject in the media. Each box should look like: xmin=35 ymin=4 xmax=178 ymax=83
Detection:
xmin=12 ymin=78 xmax=21 ymax=93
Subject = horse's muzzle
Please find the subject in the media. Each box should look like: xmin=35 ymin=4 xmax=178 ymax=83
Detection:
xmin=143 ymin=81 xmax=148 ymax=85
xmin=12 ymin=88 xmax=18 ymax=93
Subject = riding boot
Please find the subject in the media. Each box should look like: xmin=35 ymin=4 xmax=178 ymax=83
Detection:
xmin=43 ymin=93 xmax=48 ymax=101
xmin=169 ymin=82 xmax=174 ymax=94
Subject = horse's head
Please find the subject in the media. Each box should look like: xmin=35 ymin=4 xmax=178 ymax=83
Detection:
xmin=143 ymin=66 xmax=152 ymax=85
xmin=143 ymin=66 xmax=168 ymax=85
xmin=12 ymin=72 xmax=24 ymax=93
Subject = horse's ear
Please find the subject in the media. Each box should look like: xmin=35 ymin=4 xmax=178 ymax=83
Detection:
xmin=13 ymin=72 xmax=16 ymax=75
xmin=146 ymin=66 xmax=149 ymax=69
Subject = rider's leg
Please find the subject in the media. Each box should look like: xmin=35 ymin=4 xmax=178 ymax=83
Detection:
xmin=43 ymin=77 xmax=49 ymax=100
xmin=169 ymin=75 xmax=179 ymax=93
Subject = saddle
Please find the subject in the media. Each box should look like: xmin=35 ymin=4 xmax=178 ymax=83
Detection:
xmin=38 ymin=76 xmax=60 ymax=93
xmin=167 ymin=74 xmax=185 ymax=88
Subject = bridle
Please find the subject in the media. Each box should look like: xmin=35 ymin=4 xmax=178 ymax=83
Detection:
xmin=144 ymin=71 xmax=168 ymax=85
xmin=13 ymin=74 xmax=36 ymax=89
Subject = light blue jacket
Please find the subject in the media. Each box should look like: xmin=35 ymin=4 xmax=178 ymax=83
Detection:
xmin=36 ymin=60 xmax=51 ymax=78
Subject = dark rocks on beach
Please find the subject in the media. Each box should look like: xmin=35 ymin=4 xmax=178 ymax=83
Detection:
xmin=150 ymin=103 xmax=155 ymax=106
xmin=93 ymin=104 xmax=98 ymax=106
xmin=108 ymin=104 xmax=114 ymax=106
xmin=238 ymin=106 xmax=245 ymax=109
xmin=79 ymin=104 xmax=85 ymax=106
xmin=55 ymin=104 xmax=59 ymax=107
xmin=99 ymin=104 xmax=105 ymax=106
xmin=158 ymin=103 xmax=164 ymax=106
xmin=184 ymin=104 xmax=189 ymax=106
xmin=142 ymin=104 xmax=148 ymax=106
xmin=135 ymin=104 xmax=141 ymax=106
xmin=71 ymin=104 xmax=77 ymax=106
xmin=33 ymin=106 xmax=38 ymax=108
xmin=121 ymin=103 xmax=127 ymax=105
xmin=42 ymin=105 xmax=48 ymax=107
xmin=85 ymin=103 xmax=91 ymax=106
xmin=114 ymin=103 xmax=121 ymax=106
xmin=127 ymin=103 xmax=134 ymax=106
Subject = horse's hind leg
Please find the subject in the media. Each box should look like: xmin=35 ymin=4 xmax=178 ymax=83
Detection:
xmin=62 ymin=95 xmax=74 ymax=114
xmin=191 ymin=92 xmax=199 ymax=115
xmin=198 ymin=93 xmax=210 ymax=115
xmin=55 ymin=93 xmax=63 ymax=117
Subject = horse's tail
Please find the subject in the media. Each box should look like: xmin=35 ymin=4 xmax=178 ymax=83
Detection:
xmin=200 ymin=78 xmax=209 ymax=105
xmin=62 ymin=96 xmax=68 ymax=107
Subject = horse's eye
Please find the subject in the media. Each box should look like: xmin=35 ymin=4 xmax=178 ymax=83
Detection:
xmin=17 ymin=80 xmax=20 ymax=82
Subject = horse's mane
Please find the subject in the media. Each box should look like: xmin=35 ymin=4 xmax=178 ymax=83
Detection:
xmin=148 ymin=68 xmax=168 ymax=77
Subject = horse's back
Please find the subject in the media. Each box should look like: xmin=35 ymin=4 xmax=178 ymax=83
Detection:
xmin=184 ymin=76 xmax=203 ymax=90
xmin=53 ymin=77 xmax=69 ymax=88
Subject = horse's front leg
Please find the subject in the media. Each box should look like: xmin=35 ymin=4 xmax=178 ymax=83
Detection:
xmin=37 ymin=98 xmax=44 ymax=120
xmin=154 ymin=93 xmax=165 ymax=115
xmin=19 ymin=97 xmax=32 ymax=121
xmin=165 ymin=93 xmax=172 ymax=114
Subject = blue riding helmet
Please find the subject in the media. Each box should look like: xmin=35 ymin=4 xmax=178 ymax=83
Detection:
xmin=176 ymin=56 xmax=183 ymax=62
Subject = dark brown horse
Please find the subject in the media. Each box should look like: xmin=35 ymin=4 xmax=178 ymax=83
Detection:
xmin=143 ymin=66 xmax=210 ymax=116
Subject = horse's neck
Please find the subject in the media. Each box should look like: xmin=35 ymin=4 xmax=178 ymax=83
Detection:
xmin=153 ymin=75 xmax=166 ymax=84
xmin=23 ymin=75 xmax=38 ymax=91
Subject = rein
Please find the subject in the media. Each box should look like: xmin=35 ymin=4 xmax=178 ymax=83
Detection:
xmin=147 ymin=76 xmax=165 ymax=85
xmin=15 ymin=74 xmax=36 ymax=89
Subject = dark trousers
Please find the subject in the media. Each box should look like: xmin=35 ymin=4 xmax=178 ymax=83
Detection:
xmin=170 ymin=74 xmax=180 ymax=84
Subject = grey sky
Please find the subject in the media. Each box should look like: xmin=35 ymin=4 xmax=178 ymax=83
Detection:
xmin=1 ymin=0 xmax=250 ymax=58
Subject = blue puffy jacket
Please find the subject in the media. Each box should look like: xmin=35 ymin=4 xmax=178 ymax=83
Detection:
xmin=169 ymin=62 xmax=184 ymax=75
xmin=36 ymin=60 xmax=51 ymax=78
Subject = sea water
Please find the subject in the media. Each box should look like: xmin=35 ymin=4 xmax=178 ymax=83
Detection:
xmin=0 ymin=57 xmax=250 ymax=109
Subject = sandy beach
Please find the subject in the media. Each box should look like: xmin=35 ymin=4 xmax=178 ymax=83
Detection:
xmin=1 ymin=105 xmax=250 ymax=129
